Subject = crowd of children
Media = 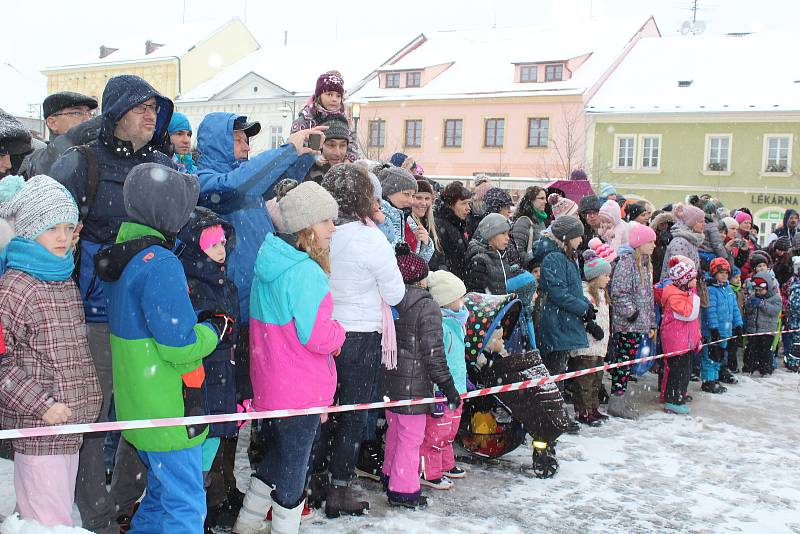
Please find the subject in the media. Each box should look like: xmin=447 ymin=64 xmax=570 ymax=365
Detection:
xmin=1 ymin=71 xmax=799 ymax=534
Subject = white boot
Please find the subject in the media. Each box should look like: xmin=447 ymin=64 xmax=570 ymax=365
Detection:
xmin=232 ymin=476 xmax=272 ymax=534
xmin=271 ymin=498 xmax=304 ymax=534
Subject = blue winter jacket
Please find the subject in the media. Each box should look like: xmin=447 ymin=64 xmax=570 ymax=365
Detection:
xmin=50 ymin=75 xmax=175 ymax=322
xmin=702 ymin=275 xmax=743 ymax=348
xmin=532 ymin=233 xmax=590 ymax=354
xmin=195 ymin=112 xmax=305 ymax=321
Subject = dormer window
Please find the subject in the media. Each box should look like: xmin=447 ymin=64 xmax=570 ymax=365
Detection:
xmin=545 ymin=64 xmax=563 ymax=82
xmin=385 ymin=73 xmax=400 ymax=88
xmin=520 ymin=65 xmax=537 ymax=83
xmin=406 ymin=71 xmax=421 ymax=87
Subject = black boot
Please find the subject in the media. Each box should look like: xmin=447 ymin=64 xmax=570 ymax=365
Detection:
xmin=306 ymin=472 xmax=328 ymax=510
xmin=719 ymin=367 xmax=738 ymax=384
xmin=530 ymin=441 xmax=559 ymax=479
xmin=701 ymin=381 xmax=727 ymax=394
xmin=325 ymin=484 xmax=370 ymax=519
xmin=355 ymin=439 xmax=383 ymax=481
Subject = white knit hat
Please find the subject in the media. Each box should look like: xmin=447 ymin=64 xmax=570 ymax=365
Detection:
xmin=0 ymin=174 xmax=78 ymax=239
xmin=279 ymin=181 xmax=339 ymax=234
xmin=428 ymin=270 xmax=467 ymax=307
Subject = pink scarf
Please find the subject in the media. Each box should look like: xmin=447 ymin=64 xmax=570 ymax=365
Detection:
xmin=364 ymin=218 xmax=399 ymax=369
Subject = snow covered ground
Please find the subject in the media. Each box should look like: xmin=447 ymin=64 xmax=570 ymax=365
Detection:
xmin=2 ymin=369 xmax=799 ymax=533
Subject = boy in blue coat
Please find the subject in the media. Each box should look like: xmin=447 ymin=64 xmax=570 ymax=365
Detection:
xmin=702 ymin=258 xmax=743 ymax=393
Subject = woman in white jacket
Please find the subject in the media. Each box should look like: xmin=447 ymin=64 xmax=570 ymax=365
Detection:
xmin=316 ymin=163 xmax=406 ymax=518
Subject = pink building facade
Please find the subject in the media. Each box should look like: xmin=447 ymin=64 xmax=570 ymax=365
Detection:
xmin=349 ymin=17 xmax=660 ymax=180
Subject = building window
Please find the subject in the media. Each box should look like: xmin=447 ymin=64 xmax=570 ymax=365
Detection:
xmin=368 ymin=120 xmax=385 ymax=147
xmin=443 ymin=119 xmax=463 ymax=148
xmin=406 ymin=71 xmax=421 ymax=87
xmin=385 ymin=73 xmax=400 ymax=88
xmin=545 ymin=64 xmax=563 ymax=81
xmin=705 ymin=134 xmax=732 ymax=172
xmin=484 ymin=118 xmax=505 ymax=148
xmin=640 ymin=135 xmax=661 ymax=169
xmin=404 ymin=119 xmax=423 ymax=147
xmin=615 ymin=135 xmax=635 ymax=168
xmin=520 ymin=65 xmax=537 ymax=83
xmin=527 ymin=118 xmax=549 ymax=147
xmin=763 ymin=135 xmax=792 ymax=173
xmin=270 ymin=125 xmax=283 ymax=149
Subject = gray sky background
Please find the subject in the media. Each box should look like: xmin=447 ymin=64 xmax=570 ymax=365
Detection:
xmin=5 ymin=0 xmax=800 ymax=76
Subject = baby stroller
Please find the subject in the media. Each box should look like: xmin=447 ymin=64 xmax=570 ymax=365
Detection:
xmin=457 ymin=292 xmax=569 ymax=478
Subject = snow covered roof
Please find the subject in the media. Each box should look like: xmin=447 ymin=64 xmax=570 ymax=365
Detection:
xmin=0 ymin=62 xmax=47 ymax=118
xmin=351 ymin=17 xmax=657 ymax=101
xmin=587 ymin=31 xmax=800 ymax=114
xmin=176 ymin=36 xmax=416 ymax=102
xmin=42 ymin=18 xmax=249 ymax=70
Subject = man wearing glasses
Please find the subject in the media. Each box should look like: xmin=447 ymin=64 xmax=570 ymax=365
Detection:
xmin=20 ymin=92 xmax=98 ymax=177
xmin=50 ymin=75 xmax=176 ymax=534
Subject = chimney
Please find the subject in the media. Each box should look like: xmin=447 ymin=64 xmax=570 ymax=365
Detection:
xmin=99 ymin=45 xmax=118 ymax=59
xmin=145 ymin=40 xmax=164 ymax=55
xmin=284 ymin=30 xmax=288 ymax=46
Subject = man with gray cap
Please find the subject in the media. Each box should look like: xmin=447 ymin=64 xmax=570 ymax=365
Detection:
xmin=281 ymin=118 xmax=351 ymax=186
xmin=578 ymin=194 xmax=602 ymax=267
xmin=94 ymin=162 xmax=230 ymax=533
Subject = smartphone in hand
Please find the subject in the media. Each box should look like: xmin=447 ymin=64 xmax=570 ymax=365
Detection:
xmin=308 ymin=133 xmax=322 ymax=151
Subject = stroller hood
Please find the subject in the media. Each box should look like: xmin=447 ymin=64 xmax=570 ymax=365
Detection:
xmin=464 ymin=292 xmax=522 ymax=362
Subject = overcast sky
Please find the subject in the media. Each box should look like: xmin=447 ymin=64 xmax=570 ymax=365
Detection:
xmin=5 ymin=0 xmax=800 ymax=76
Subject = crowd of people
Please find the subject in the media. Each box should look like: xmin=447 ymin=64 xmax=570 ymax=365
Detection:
xmin=1 ymin=70 xmax=798 ymax=534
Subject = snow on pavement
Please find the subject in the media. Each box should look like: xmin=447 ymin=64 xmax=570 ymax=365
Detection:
xmin=2 ymin=369 xmax=799 ymax=533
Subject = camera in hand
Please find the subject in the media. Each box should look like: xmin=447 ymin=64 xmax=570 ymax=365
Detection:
xmin=308 ymin=133 xmax=322 ymax=150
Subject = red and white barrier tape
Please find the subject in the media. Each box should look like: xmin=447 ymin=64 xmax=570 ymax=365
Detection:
xmin=0 ymin=329 xmax=794 ymax=441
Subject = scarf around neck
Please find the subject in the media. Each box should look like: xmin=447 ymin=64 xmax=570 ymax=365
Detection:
xmin=4 ymin=237 xmax=74 ymax=281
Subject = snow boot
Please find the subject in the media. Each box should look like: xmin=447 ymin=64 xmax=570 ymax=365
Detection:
xmin=306 ymin=472 xmax=327 ymax=509
xmin=444 ymin=466 xmax=466 ymax=479
xmin=719 ymin=368 xmax=738 ymax=384
xmin=388 ymin=491 xmax=428 ymax=509
xmin=420 ymin=475 xmax=453 ymax=490
xmin=576 ymin=410 xmax=603 ymax=427
xmin=270 ymin=495 xmax=304 ymax=534
xmin=591 ymin=408 xmax=609 ymax=421
xmin=232 ymin=476 xmax=272 ymax=534
xmin=607 ymin=392 xmax=638 ymax=420
xmin=701 ymin=381 xmax=727 ymax=394
xmin=324 ymin=484 xmax=370 ymax=518
xmin=663 ymin=402 xmax=690 ymax=415
xmin=530 ymin=440 xmax=559 ymax=479
xmin=355 ymin=439 xmax=383 ymax=481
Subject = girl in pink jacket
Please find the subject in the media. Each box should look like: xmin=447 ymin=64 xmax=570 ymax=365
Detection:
xmin=657 ymin=256 xmax=702 ymax=415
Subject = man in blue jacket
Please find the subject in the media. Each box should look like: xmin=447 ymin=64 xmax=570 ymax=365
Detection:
xmin=50 ymin=74 xmax=175 ymax=534
xmin=195 ymin=113 xmax=322 ymax=326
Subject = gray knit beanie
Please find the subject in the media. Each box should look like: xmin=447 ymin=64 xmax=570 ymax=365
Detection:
xmin=379 ymin=166 xmax=417 ymax=198
xmin=279 ymin=181 xmax=339 ymax=233
xmin=477 ymin=212 xmax=511 ymax=241
xmin=0 ymin=174 xmax=78 ymax=239
xmin=551 ymin=215 xmax=585 ymax=242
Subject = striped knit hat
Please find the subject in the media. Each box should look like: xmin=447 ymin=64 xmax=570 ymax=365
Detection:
xmin=0 ymin=174 xmax=78 ymax=239
xmin=582 ymin=249 xmax=612 ymax=280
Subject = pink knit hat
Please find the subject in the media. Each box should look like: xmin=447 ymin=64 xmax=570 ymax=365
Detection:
xmin=588 ymin=237 xmax=617 ymax=263
xmin=673 ymin=202 xmax=705 ymax=228
xmin=548 ymin=193 xmax=578 ymax=218
xmin=627 ymin=221 xmax=657 ymax=248
xmin=734 ymin=211 xmax=752 ymax=225
xmin=199 ymin=225 xmax=226 ymax=252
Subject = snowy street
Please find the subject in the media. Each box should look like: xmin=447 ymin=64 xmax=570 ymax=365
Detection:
xmin=3 ymin=368 xmax=799 ymax=534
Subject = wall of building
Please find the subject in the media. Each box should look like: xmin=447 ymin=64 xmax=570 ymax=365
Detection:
xmin=355 ymin=95 xmax=585 ymax=178
xmin=46 ymin=61 xmax=178 ymax=106
xmin=590 ymin=116 xmax=800 ymax=212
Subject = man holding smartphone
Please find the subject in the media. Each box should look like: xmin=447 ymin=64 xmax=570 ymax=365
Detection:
xmin=280 ymin=118 xmax=350 ymax=185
